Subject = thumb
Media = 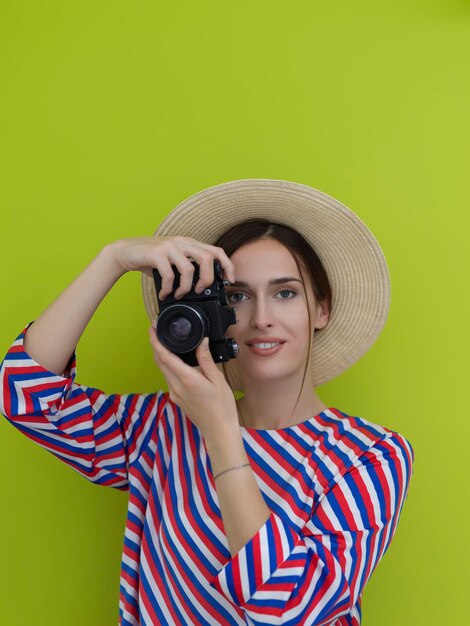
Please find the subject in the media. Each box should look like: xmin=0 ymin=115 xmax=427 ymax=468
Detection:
xmin=197 ymin=337 xmax=214 ymax=366
xmin=199 ymin=336 xmax=211 ymax=353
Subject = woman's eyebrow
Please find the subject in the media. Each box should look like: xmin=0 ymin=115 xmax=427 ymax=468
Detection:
xmin=229 ymin=277 xmax=303 ymax=288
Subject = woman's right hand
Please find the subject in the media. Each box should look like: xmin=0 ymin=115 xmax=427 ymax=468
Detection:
xmin=108 ymin=236 xmax=236 ymax=300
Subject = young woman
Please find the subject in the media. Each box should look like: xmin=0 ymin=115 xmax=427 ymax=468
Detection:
xmin=0 ymin=179 xmax=414 ymax=625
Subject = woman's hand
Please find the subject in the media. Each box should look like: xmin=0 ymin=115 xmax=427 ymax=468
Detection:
xmin=149 ymin=326 xmax=239 ymax=441
xmin=107 ymin=236 xmax=236 ymax=299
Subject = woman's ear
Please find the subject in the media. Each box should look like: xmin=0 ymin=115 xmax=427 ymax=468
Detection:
xmin=314 ymin=300 xmax=330 ymax=331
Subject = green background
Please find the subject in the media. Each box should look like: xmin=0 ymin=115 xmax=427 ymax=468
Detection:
xmin=1 ymin=1 xmax=468 ymax=624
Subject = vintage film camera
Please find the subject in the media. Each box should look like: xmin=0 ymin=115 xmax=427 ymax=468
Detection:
xmin=153 ymin=259 xmax=239 ymax=366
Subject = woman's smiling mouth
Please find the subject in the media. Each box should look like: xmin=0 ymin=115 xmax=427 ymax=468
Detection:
xmin=246 ymin=342 xmax=285 ymax=356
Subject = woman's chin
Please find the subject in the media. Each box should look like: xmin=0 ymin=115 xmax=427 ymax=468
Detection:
xmin=241 ymin=362 xmax=296 ymax=384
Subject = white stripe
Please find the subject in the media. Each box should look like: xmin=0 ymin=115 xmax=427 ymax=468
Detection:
xmin=120 ymin=575 xmax=138 ymax=603
xmin=351 ymin=456 xmax=385 ymax=584
xmin=56 ymin=398 xmax=89 ymax=420
xmin=9 ymin=380 xmax=27 ymax=415
xmin=370 ymin=441 xmax=399 ymax=553
xmin=11 ymin=370 xmax=69 ymax=386
xmin=119 ymin=395 xmax=157 ymax=464
xmin=134 ymin=453 xmax=155 ymax=490
xmin=128 ymin=499 xmax=145 ymax=525
xmin=122 ymin=548 xmax=140 ymax=571
xmin=256 ymin=520 xmax=271 ymax=585
xmin=276 ymin=514 xmax=293 ymax=559
xmin=125 ymin=527 xmax=143 ymax=550
xmin=118 ymin=598 xmax=139 ymax=626
xmin=237 ymin=544 xmax=251 ymax=603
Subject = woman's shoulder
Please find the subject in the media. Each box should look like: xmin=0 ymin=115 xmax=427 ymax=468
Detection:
xmin=326 ymin=407 xmax=412 ymax=448
xmin=311 ymin=409 xmax=415 ymax=520
xmin=316 ymin=408 xmax=403 ymax=448
xmin=313 ymin=407 xmax=414 ymax=475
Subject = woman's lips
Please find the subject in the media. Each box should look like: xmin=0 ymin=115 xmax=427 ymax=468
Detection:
xmin=246 ymin=342 xmax=285 ymax=356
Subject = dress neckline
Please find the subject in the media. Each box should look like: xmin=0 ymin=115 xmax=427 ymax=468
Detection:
xmin=239 ymin=407 xmax=336 ymax=433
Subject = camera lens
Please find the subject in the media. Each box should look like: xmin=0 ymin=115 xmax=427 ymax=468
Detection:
xmin=169 ymin=316 xmax=192 ymax=340
xmin=157 ymin=304 xmax=207 ymax=353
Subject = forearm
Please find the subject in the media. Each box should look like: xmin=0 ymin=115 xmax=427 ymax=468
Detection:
xmin=23 ymin=243 xmax=124 ymax=376
xmin=205 ymin=427 xmax=271 ymax=558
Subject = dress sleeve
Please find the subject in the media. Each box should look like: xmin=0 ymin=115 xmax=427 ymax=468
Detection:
xmin=209 ymin=431 xmax=414 ymax=625
xmin=0 ymin=322 xmax=168 ymax=491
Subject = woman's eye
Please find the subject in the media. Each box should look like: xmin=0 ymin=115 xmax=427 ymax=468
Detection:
xmin=227 ymin=289 xmax=296 ymax=303
xmin=227 ymin=292 xmax=246 ymax=303
xmin=278 ymin=289 xmax=296 ymax=299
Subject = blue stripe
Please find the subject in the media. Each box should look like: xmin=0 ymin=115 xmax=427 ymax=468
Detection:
xmin=121 ymin=393 xmax=155 ymax=454
xmin=170 ymin=409 xmax=231 ymax=567
xmin=118 ymin=582 xmax=139 ymax=621
xmin=242 ymin=434 xmax=313 ymax=518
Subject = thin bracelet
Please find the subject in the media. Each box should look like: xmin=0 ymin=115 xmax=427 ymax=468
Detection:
xmin=213 ymin=463 xmax=250 ymax=481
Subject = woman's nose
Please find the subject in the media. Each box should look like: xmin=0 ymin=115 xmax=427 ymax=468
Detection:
xmin=250 ymin=300 xmax=275 ymax=329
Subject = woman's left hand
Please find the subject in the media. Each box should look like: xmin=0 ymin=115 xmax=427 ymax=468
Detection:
xmin=149 ymin=326 xmax=239 ymax=440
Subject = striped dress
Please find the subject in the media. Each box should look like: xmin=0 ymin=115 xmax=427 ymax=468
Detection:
xmin=0 ymin=322 xmax=414 ymax=626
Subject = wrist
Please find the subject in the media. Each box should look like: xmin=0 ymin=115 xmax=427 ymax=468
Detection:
xmin=100 ymin=242 xmax=127 ymax=281
xmin=203 ymin=416 xmax=241 ymax=450
xmin=204 ymin=425 xmax=247 ymax=477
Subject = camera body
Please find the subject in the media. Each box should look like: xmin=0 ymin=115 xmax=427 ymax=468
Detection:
xmin=153 ymin=259 xmax=239 ymax=366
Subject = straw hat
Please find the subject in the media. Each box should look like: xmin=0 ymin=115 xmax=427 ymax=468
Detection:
xmin=141 ymin=179 xmax=391 ymax=389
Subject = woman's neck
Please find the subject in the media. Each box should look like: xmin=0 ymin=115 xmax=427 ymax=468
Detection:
xmin=236 ymin=388 xmax=327 ymax=430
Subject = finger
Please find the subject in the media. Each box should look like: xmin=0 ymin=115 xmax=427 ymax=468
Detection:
xmin=149 ymin=326 xmax=176 ymax=363
xmin=159 ymin=238 xmax=209 ymax=299
xmin=195 ymin=337 xmax=216 ymax=380
xmin=155 ymin=250 xmax=195 ymax=301
xmin=148 ymin=329 xmax=183 ymax=392
xmin=171 ymin=238 xmax=235 ymax=290
xmin=149 ymin=326 xmax=172 ymax=363
xmin=156 ymin=239 xmax=235 ymax=300
xmin=190 ymin=250 xmax=214 ymax=295
xmin=208 ymin=244 xmax=236 ymax=283
xmin=149 ymin=327 xmax=194 ymax=380
xmin=192 ymin=245 xmax=236 ymax=292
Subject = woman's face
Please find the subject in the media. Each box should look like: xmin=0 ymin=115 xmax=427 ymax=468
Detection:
xmin=224 ymin=238 xmax=329 ymax=386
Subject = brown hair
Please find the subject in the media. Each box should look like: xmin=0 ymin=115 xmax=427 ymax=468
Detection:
xmin=214 ymin=218 xmax=332 ymax=414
